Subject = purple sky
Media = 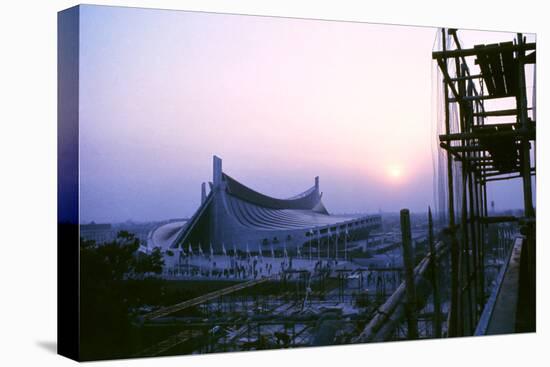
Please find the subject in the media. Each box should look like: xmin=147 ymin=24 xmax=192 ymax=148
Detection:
xmin=77 ymin=5 xmax=535 ymax=223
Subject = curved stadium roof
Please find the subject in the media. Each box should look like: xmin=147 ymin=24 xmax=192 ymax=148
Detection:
xmin=148 ymin=156 xmax=379 ymax=251
xmin=223 ymin=185 xmax=360 ymax=230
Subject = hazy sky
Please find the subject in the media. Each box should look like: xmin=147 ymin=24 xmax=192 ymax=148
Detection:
xmin=78 ymin=5 xmax=535 ymax=223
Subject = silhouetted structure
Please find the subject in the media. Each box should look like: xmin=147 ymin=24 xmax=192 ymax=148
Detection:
xmin=433 ymin=28 xmax=536 ymax=336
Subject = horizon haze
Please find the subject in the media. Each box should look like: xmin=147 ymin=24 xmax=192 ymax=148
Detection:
xmin=76 ymin=5 xmax=533 ymax=223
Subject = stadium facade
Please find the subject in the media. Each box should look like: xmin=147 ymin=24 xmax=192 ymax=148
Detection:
xmin=151 ymin=156 xmax=381 ymax=255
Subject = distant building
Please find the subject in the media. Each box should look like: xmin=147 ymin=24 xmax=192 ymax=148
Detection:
xmin=80 ymin=222 xmax=116 ymax=244
xmin=114 ymin=221 xmax=161 ymax=245
xmin=150 ymin=156 xmax=381 ymax=255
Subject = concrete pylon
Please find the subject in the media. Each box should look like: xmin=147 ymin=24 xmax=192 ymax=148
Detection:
xmin=315 ymin=176 xmax=319 ymax=192
xmin=213 ymin=155 xmax=222 ymax=187
xmin=211 ymin=155 xmax=226 ymax=250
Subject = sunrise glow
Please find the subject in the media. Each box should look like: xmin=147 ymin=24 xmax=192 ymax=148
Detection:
xmin=387 ymin=165 xmax=403 ymax=182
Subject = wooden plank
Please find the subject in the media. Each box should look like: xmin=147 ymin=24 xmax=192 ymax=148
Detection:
xmin=472 ymin=122 xmax=520 ymax=130
xmin=450 ymin=74 xmax=483 ymax=82
xmin=481 ymin=169 xmax=520 ymax=177
xmin=499 ymin=42 xmax=516 ymax=94
xmin=485 ymin=238 xmax=523 ymax=335
xmin=474 ymin=238 xmax=517 ymax=335
xmin=461 ymin=156 xmax=495 ymax=162
xmin=486 ymin=44 xmax=507 ymax=96
xmin=472 ymin=108 xmax=518 ymax=117
xmin=440 ymin=143 xmax=491 ymax=153
xmin=482 ymin=173 xmax=532 ymax=183
xmin=439 ymin=128 xmax=532 ymax=142
xmin=474 ymin=45 xmax=497 ymax=95
xmin=473 ymin=162 xmax=519 ymax=171
xmin=482 ymin=169 xmax=522 ymax=178
xmin=449 ymin=94 xmax=505 ymax=102
xmin=432 ymin=42 xmax=535 ymax=59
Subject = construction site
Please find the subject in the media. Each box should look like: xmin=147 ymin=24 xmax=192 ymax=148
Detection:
xmin=130 ymin=28 xmax=536 ymax=357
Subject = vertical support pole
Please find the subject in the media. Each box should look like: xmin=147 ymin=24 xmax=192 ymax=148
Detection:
xmin=309 ymin=230 xmax=312 ymax=261
xmin=400 ymin=209 xmax=418 ymax=340
xmin=516 ymin=33 xmax=536 ymax=331
xmin=326 ymin=228 xmax=330 ymax=260
xmin=481 ymin=182 xmax=488 ymax=295
xmin=441 ymin=28 xmax=460 ymax=338
xmin=456 ymin=56 xmax=474 ymax=335
xmin=344 ymin=225 xmax=348 ymax=261
xmin=461 ymin=173 xmax=474 ymax=335
xmin=470 ymin=63 xmax=485 ymax=310
xmin=428 ymin=207 xmax=442 ymax=338
xmin=516 ymin=34 xmax=535 ymax=218
xmin=317 ymin=231 xmax=321 ymax=261
xmin=465 ymin=67 xmax=480 ymax=323
xmin=335 ymin=229 xmax=339 ymax=260
xmin=442 ymin=29 xmax=456 ymax=233
xmin=474 ymin=173 xmax=484 ymax=306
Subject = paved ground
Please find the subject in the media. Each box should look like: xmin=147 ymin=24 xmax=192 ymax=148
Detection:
xmin=486 ymin=238 xmax=523 ymax=335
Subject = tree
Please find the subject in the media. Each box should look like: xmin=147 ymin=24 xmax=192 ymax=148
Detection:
xmin=80 ymin=231 xmax=165 ymax=360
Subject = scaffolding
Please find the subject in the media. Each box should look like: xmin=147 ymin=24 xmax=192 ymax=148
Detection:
xmin=432 ymin=28 xmax=536 ymax=336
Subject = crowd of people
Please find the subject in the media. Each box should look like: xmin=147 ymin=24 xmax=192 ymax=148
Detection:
xmin=163 ymin=251 xmax=402 ymax=294
xmin=164 ymin=253 xmax=286 ymax=280
xmin=163 ymin=251 xmax=350 ymax=280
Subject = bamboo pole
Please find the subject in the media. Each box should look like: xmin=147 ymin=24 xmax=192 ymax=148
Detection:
xmin=457 ymin=57 xmax=474 ymax=336
xmin=516 ymin=33 xmax=536 ymax=332
xmin=465 ymin=63 xmax=481 ymax=328
xmin=354 ymin=241 xmax=448 ymax=342
xmin=441 ymin=28 xmax=460 ymax=338
xmin=428 ymin=207 xmax=442 ymax=337
xmin=400 ymin=209 xmax=418 ymax=340
xmin=516 ymin=34 xmax=535 ymax=218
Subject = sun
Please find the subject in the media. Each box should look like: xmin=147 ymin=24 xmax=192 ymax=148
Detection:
xmin=387 ymin=165 xmax=403 ymax=181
